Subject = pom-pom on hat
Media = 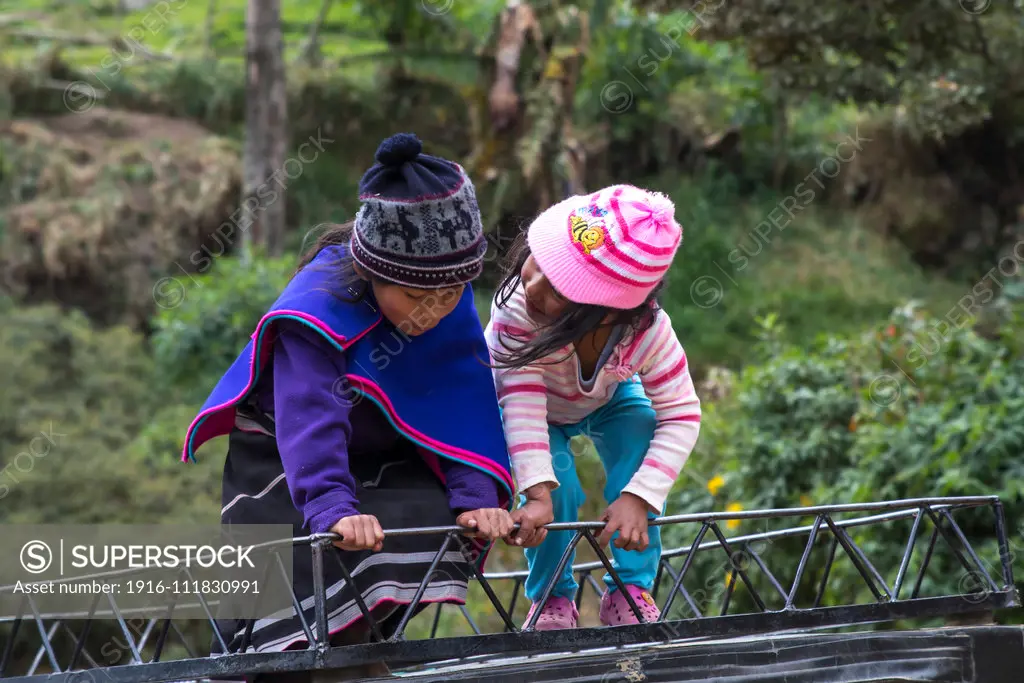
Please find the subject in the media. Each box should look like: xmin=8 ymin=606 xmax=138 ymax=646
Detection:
xmin=527 ymin=184 xmax=683 ymax=309
xmin=350 ymin=132 xmax=486 ymax=289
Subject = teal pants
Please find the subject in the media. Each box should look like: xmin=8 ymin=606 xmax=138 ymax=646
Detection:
xmin=522 ymin=379 xmax=663 ymax=603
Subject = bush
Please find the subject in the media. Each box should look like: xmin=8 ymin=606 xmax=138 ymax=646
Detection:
xmin=150 ymin=253 xmax=296 ymax=401
xmin=0 ymin=303 xmax=155 ymax=471
xmin=0 ymin=303 xmax=213 ymax=524
xmin=0 ymin=302 xmax=219 ymax=672
xmin=665 ymin=299 xmax=1024 ymax=623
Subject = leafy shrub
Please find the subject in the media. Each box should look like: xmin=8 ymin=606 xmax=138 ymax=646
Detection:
xmin=0 ymin=303 xmax=210 ymax=524
xmin=666 ymin=300 xmax=1024 ymax=623
xmin=0 ymin=302 xmax=218 ymax=671
xmin=0 ymin=304 xmax=154 ymax=469
xmin=117 ymin=400 xmax=222 ymax=523
xmin=150 ymin=254 xmax=296 ymax=401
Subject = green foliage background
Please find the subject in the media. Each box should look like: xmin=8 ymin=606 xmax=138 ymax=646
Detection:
xmin=1 ymin=0 xmax=1024 ymax=662
xmin=667 ymin=295 xmax=1024 ymax=625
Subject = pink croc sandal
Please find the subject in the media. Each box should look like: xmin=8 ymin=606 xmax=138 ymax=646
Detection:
xmin=599 ymin=585 xmax=661 ymax=626
xmin=522 ymin=596 xmax=579 ymax=631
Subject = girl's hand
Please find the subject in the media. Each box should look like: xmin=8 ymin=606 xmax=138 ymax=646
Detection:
xmin=330 ymin=514 xmax=385 ymax=552
xmin=456 ymin=508 xmax=515 ymax=541
xmin=597 ymin=493 xmax=650 ymax=551
xmin=505 ymin=485 xmax=555 ymax=548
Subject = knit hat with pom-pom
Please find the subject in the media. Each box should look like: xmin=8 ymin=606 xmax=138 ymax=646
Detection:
xmin=351 ymin=132 xmax=486 ymax=288
xmin=527 ymin=184 xmax=683 ymax=309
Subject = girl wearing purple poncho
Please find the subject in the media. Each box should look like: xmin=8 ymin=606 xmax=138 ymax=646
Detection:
xmin=183 ymin=134 xmax=515 ymax=680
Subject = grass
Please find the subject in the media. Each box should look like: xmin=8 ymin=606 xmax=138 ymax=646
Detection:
xmin=1 ymin=0 xmax=385 ymax=65
xmin=0 ymin=0 xmax=502 ymax=84
xmin=632 ymin=172 xmax=967 ymax=373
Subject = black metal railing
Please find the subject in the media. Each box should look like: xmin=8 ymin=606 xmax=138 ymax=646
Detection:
xmin=0 ymin=496 xmax=1018 ymax=683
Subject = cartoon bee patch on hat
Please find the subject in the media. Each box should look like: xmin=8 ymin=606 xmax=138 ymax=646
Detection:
xmin=569 ymin=205 xmax=609 ymax=255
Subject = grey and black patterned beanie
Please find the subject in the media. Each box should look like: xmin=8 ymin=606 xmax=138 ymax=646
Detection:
xmin=350 ymin=133 xmax=486 ymax=289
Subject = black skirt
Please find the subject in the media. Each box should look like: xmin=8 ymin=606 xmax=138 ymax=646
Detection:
xmin=211 ymin=419 xmax=477 ymax=654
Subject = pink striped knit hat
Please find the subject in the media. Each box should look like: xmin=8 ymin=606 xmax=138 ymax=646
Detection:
xmin=527 ymin=184 xmax=682 ymax=309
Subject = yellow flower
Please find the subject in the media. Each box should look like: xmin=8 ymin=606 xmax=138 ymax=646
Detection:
xmin=725 ymin=570 xmax=734 ymax=588
xmin=707 ymin=475 xmax=725 ymax=496
xmin=725 ymin=502 xmax=743 ymax=530
xmin=800 ymin=494 xmax=813 ymax=508
xmin=543 ymin=57 xmax=566 ymax=80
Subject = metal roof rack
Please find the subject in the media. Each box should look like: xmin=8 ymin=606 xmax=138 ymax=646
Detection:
xmin=1 ymin=496 xmax=1018 ymax=683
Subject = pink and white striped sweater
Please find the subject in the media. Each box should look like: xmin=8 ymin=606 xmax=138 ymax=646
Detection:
xmin=484 ymin=285 xmax=701 ymax=512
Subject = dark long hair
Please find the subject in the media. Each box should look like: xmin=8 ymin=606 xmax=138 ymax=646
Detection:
xmin=490 ymin=231 xmax=664 ymax=370
xmin=294 ymin=220 xmax=369 ymax=304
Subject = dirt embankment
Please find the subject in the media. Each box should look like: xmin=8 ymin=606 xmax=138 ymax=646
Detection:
xmin=0 ymin=107 xmax=241 ymax=328
xmin=838 ymin=116 xmax=1024 ymax=279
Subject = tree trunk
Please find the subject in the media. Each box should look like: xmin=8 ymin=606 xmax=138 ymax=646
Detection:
xmin=242 ymin=0 xmax=289 ymax=257
xmin=299 ymin=0 xmax=333 ymax=67
xmin=204 ymin=0 xmax=217 ymax=58
xmin=771 ymin=75 xmax=788 ymax=191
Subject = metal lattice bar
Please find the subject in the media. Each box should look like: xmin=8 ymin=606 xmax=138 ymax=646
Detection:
xmin=720 ymin=568 xmax=737 ymax=616
xmin=107 ymin=592 xmax=143 ymax=665
xmin=66 ymin=593 xmax=101 ymax=669
xmin=994 ymin=501 xmax=1015 ymax=590
xmin=657 ymin=560 xmax=702 ymax=618
xmin=741 ymin=542 xmax=788 ymax=603
xmin=831 ymin=522 xmax=893 ymax=599
xmin=457 ymin=605 xmax=481 ymax=635
xmin=580 ymin=530 xmax=647 ymax=623
xmin=149 ymin=613 xmax=174 ymax=663
xmin=0 ymin=496 xmax=1018 ymax=683
xmin=922 ymin=506 xmax=982 ymax=578
xmin=269 ymin=548 xmax=313 ymax=648
xmin=451 ymin=537 xmax=518 ymax=633
xmin=329 ymin=541 xmax=385 ymax=643
xmin=64 ymin=618 xmax=95 ymax=672
xmin=524 ymin=531 xmax=585 ymax=631
xmin=787 ymin=514 xmax=823 ymax=608
xmin=167 ymin=621 xmax=196 ymax=659
xmin=238 ymin=548 xmax=276 ymax=652
xmin=504 ymin=577 xmax=523 ymax=632
xmin=940 ymin=509 xmax=999 ymax=592
xmin=63 ymin=622 xmax=101 ymax=670
xmin=310 ymin=539 xmax=330 ymax=651
xmin=659 ymin=521 xmax=710 ymax=618
xmin=706 ymin=522 xmax=766 ymax=612
xmin=0 ymin=605 xmax=21 ymax=676
xmin=483 ymin=501 xmax=981 ymax=578
xmin=391 ymin=532 xmax=456 ymax=639
xmin=584 ymin=572 xmax=605 ymax=598
xmin=812 ymin=535 xmax=839 ymax=609
xmin=26 ymin=622 xmax=57 ymax=676
xmin=8 ymin=594 xmax=1020 ymax=683
xmin=131 ymin=611 xmax=159 ymax=661
xmin=25 ymin=598 xmax=58 ymax=673
xmin=892 ymin=508 xmax=925 ymax=600
xmin=136 ymin=618 xmax=158 ymax=655
xmin=429 ymin=602 xmax=444 ymax=638
xmin=149 ymin=618 xmax=170 ymax=663
xmin=573 ymin=570 xmax=589 ymax=608
xmin=822 ymin=516 xmax=886 ymax=602
xmin=911 ymin=521 xmax=942 ymax=599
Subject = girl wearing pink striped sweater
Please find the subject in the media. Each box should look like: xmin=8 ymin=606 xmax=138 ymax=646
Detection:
xmin=485 ymin=184 xmax=701 ymax=630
